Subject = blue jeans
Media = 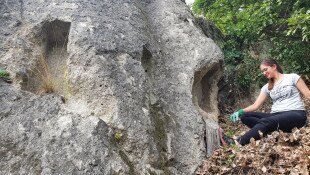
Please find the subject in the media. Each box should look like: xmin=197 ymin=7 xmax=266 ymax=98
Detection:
xmin=237 ymin=110 xmax=307 ymax=145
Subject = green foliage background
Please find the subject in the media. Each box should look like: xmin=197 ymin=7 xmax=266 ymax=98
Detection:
xmin=193 ymin=0 xmax=310 ymax=90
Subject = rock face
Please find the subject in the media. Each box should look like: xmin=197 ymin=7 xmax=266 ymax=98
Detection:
xmin=0 ymin=0 xmax=223 ymax=174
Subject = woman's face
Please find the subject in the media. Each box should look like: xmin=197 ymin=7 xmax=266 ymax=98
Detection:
xmin=260 ymin=64 xmax=277 ymax=79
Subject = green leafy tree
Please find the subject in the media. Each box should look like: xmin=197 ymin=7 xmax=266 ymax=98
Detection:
xmin=193 ymin=0 xmax=310 ymax=89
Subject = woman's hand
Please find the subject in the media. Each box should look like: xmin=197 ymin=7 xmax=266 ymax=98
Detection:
xmin=229 ymin=109 xmax=244 ymax=122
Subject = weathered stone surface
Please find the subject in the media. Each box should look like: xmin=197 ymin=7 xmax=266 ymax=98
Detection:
xmin=195 ymin=17 xmax=224 ymax=46
xmin=0 ymin=80 xmax=128 ymax=174
xmin=0 ymin=0 xmax=223 ymax=174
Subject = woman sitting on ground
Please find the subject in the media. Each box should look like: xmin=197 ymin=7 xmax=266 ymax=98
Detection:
xmin=222 ymin=59 xmax=310 ymax=146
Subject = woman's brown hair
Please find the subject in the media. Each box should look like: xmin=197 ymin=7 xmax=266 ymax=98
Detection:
xmin=261 ymin=59 xmax=283 ymax=90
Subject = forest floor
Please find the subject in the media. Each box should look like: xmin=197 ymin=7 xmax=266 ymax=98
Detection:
xmin=196 ymin=97 xmax=310 ymax=175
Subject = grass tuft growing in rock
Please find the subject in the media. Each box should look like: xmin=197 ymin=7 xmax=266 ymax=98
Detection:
xmin=32 ymin=54 xmax=56 ymax=93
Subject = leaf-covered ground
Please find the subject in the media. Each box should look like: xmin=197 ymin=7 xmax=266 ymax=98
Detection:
xmin=196 ymin=98 xmax=310 ymax=175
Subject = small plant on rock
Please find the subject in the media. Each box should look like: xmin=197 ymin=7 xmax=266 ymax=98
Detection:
xmin=115 ymin=131 xmax=123 ymax=142
xmin=0 ymin=68 xmax=9 ymax=78
xmin=0 ymin=68 xmax=12 ymax=83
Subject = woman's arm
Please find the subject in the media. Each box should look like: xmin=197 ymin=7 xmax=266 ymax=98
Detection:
xmin=243 ymin=91 xmax=268 ymax=112
xmin=296 ymin=77 xmax=310 ymax=100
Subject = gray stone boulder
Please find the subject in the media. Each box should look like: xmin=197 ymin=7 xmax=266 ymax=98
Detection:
xmin=0 ymin=0 xmax=223 ymax=174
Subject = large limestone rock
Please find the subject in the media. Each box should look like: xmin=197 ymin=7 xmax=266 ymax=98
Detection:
xmin=0 ymin=0 xmax=223 ymax=174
